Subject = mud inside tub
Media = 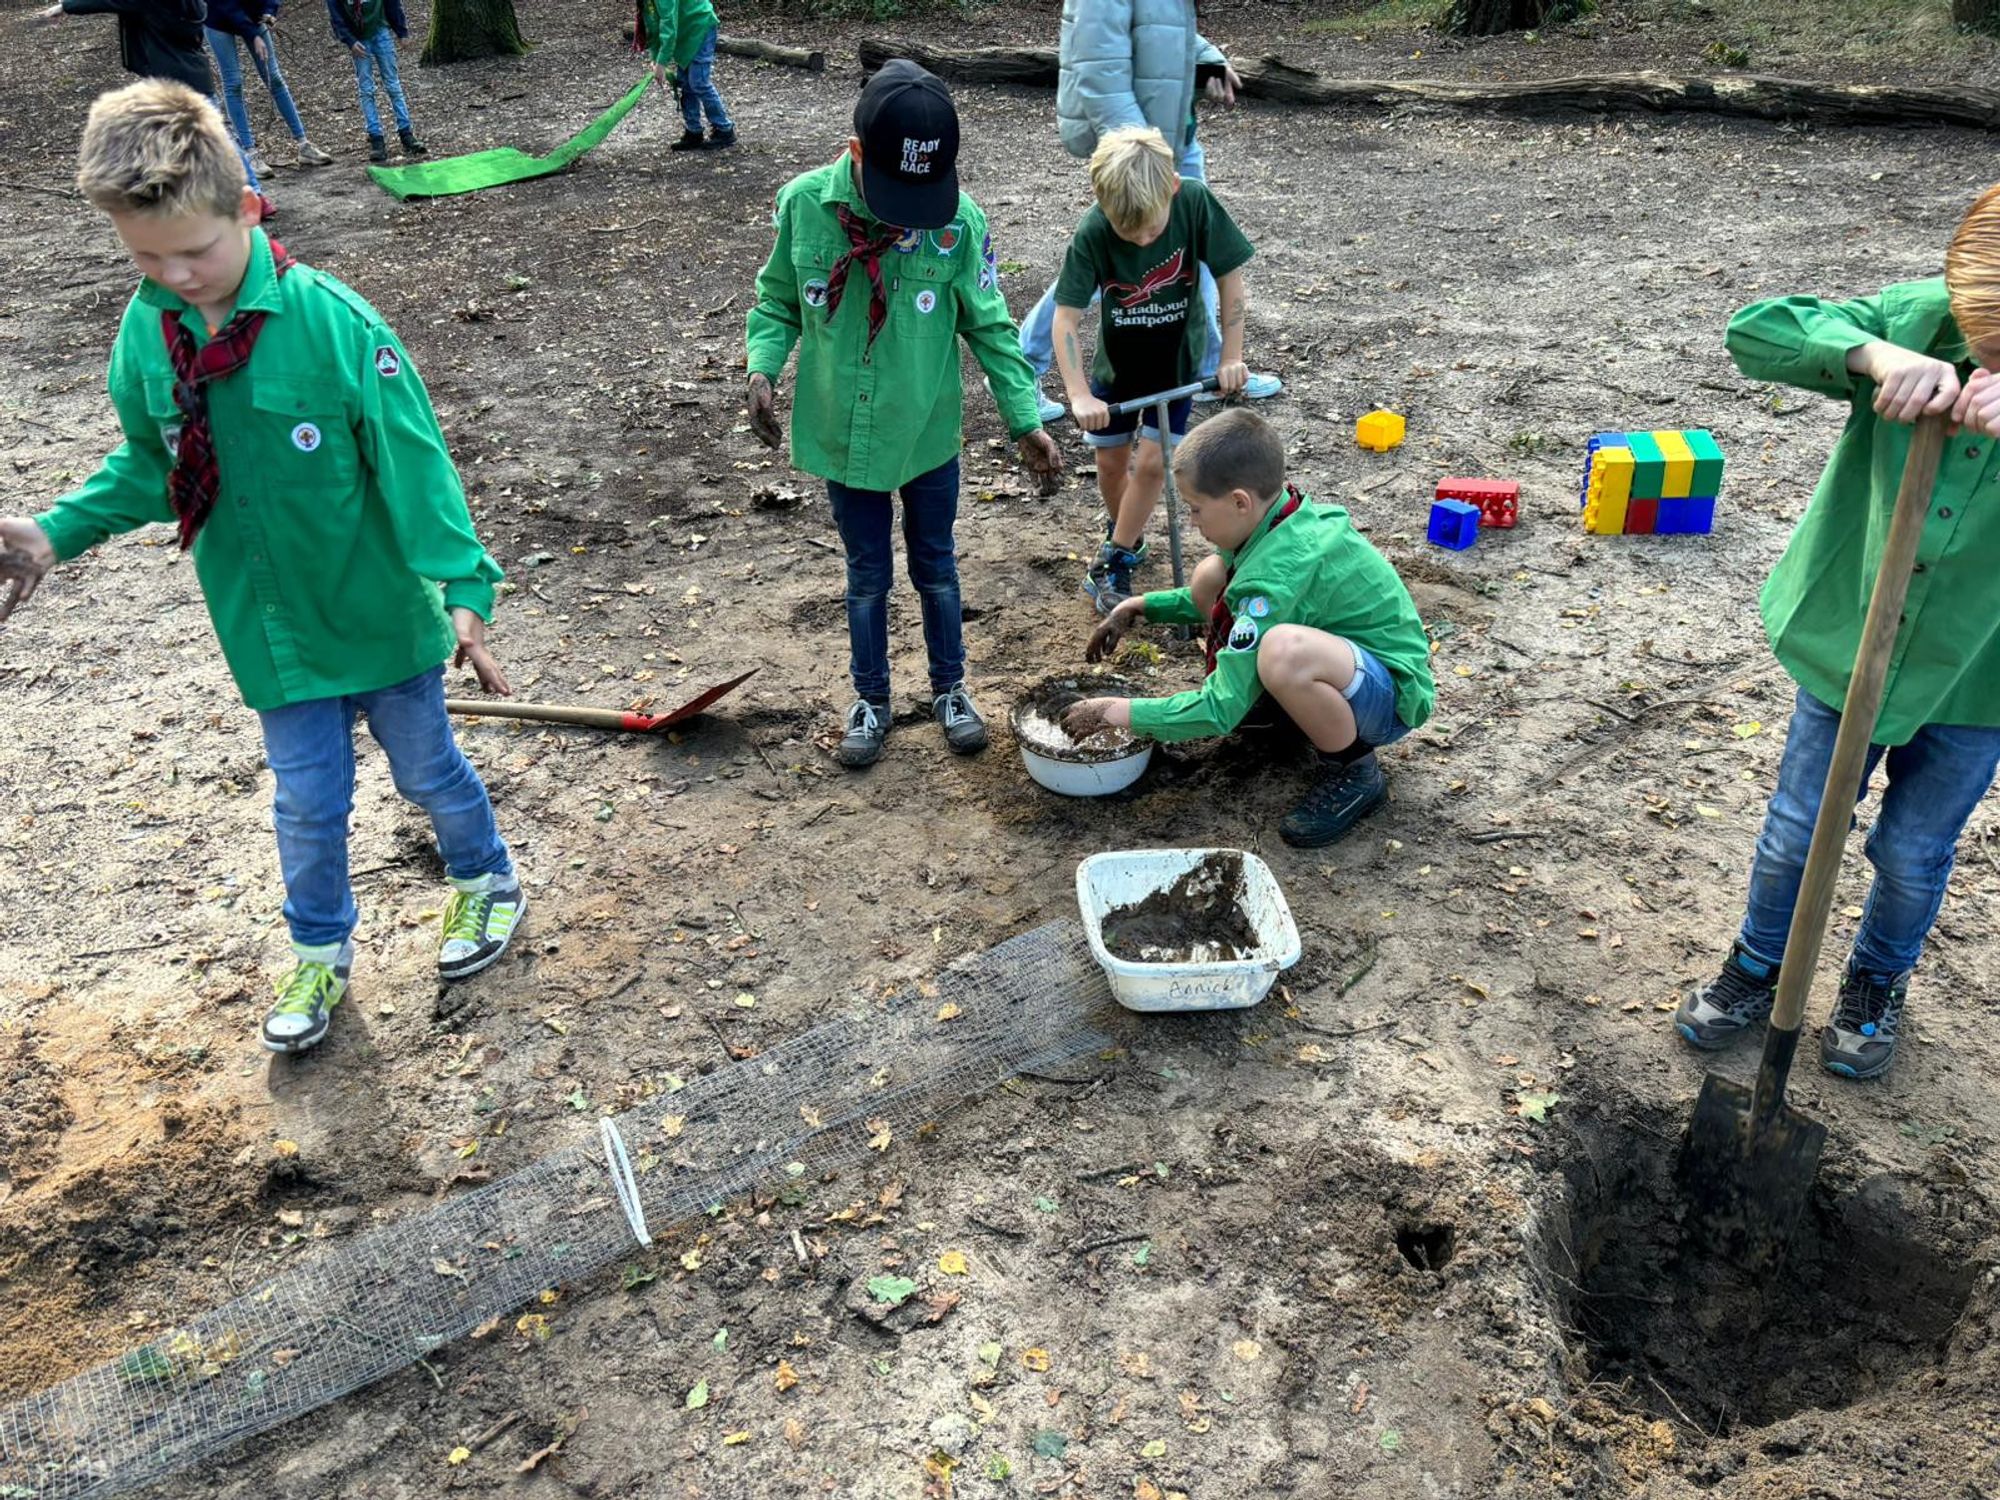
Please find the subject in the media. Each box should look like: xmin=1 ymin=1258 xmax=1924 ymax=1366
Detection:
xmin=1012 ymin=674 xmax=1147 ymax=765
xmin=1100 ymin=851 xmax=1260 ymax=963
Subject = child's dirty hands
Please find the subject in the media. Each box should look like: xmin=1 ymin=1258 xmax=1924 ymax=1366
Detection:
xmin=747 ymin=374 xmax=784 ymax=449
xmin=1085 ymin=596 xmax=1145 ymax=662
xmin=1950 ymin=366 xmax=2000 ymax=440
xmin=0 ymin=518 xmax=55 ymax=626
xmin=1017 ymin=429 xmax=1065 ymax=496
xmin=1216 ymin=361 xmax=1248 ymax=398
xmin=1855 ymin=342 xmax=1960 ymax=425
xmin=1070 ymin=392 xmax=1111 ymax=432
xmin=450 ymin=608 xmax=513 ymax=697
xmin=1063 ymin=697 xmax=1133 ymax=739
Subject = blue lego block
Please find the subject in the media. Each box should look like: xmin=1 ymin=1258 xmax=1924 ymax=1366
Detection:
xmin=1428 ymin=498 xmax=1481 ymax=551
xmin=1655 ymin=496 xmax=1717 ymax=535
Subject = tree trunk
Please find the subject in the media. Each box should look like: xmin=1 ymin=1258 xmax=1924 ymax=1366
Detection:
xmin=1442 ymin=0 xmax=1561 ymax=36
xmin=1954 ymin=0 xmax=2000 ymax=36
xmin=858 ymin=38 xmax=2000 ymax=131
xmin=421 ymin=0 xmax=530 ymax=66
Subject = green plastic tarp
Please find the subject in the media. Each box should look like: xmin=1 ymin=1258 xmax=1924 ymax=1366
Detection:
xmin=367 ymin=77 xmax=651 ymax=201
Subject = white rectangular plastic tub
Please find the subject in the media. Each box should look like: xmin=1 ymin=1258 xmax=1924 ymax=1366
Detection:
xmin=1076 ymin=848 xmax=1302 ymax=1014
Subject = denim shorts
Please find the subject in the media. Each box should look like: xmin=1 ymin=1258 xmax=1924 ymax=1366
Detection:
xmin=1084 ymin=378 xmax=1193 ymax=451
xmin=1344 ymin=642 xmax=1412 ymax=748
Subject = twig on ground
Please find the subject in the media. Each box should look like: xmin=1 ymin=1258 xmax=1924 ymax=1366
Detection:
xmin=1337 ymin=944 xmax=1378 ymax=996
xmin=1068 ymin=1231 xmax=1151 ymax=1257
xmin=1466 ymin=829 xmax=1548 ymax=845
xmin=1293 ymin=1016 xmax=1397 ymax=1038
xmin=1073 ymin=1162 xmax=1143 ymax=1182
xmin=469 ymin=1410 xmax=523 ymax=1453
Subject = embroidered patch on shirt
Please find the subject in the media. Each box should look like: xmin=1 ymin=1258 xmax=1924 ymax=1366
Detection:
xmin=1224 ymin=615 xmax=1260 ymax=653
xmin=1245 ymin=596 xmax=1272 ymax=618
xmin=161 ymin=423 xmax=182 ymax=458
xmin=978 ymin=231 xmax=998 ymax=291
xmin=373 ymin=345 xmax=401 ymax=378
xmin=893 ymin=227 xmax=922 ymax=254
xmin=804 ymin=277 xmax=829 ymax=309
xmin=914 ymin=289 xmax=938 ymax=315
xmin=928 ymin=222 xmax=963 ymax=256
xmin=291 ymin=422 xmax=322 ymax=453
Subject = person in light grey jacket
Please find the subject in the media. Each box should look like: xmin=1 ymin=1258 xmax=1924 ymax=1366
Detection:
xmin=1022 ymin=0 xmax=1281 ymax=424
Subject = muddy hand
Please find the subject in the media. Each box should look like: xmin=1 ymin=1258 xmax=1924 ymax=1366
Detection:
xmin=0 ymin=521 xmax=56 ymax=626
xmin=1017 ymin=429 xmax=1065 ymax=497
xmin=1086 ymin=597 xmax=1144 ymax=663
xmin=1062 ymin=697 xmax=1114 ymax=740
xmin=747 ymin=374 xmax=784 ymax=450
xmin=450 ymin=607 xmax=513 ymax=696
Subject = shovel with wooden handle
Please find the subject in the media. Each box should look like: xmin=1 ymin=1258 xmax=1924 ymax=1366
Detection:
xmin=1679 ymin=413 xmax=1947 ymax=1275
xmin=447 ymin=668 xmax=758 ymax=734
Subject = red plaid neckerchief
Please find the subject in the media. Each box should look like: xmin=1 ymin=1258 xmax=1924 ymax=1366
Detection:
xmin=826 ymin=203 xmax=905 ymax=351
xmin=160 ymin=239 xmax=293 ymax=551
xmin=1204 ymin=484 xmax=1305 ymax=675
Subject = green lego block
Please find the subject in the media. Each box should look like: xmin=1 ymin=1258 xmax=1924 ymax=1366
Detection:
xmin=1625 ymin=431 xmax=1666 ymax=500
xmin=1686 ymin=429 xmax=1725 ymax=497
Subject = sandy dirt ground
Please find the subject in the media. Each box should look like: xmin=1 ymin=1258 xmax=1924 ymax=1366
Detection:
xmin=2 ymin=1 xmax=1999 ymax=1496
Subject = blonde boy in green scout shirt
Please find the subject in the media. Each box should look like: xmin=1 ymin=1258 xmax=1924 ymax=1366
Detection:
xmin=1066 ymin=410 xmax=1434 ymax=847
xmin=0 ymin=82 xmax=525 ymax=1056
xmin=745 ymin=61 xmax=1063 ymax=768
xmin=1676 ymin=186 xmax=2000 ymax=1083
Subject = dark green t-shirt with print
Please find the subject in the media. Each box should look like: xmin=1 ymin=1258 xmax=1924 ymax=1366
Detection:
xmin=1053 ymin=178 xmax=1254 ymax=403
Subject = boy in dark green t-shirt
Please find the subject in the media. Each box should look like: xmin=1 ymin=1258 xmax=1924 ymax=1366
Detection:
xmin=1052 ymin=126 xmax=1256 ymax=613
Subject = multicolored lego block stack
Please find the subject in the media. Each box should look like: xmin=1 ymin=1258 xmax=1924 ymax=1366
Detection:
xmin=1580 ymin=430 xmax=1724 ymax=535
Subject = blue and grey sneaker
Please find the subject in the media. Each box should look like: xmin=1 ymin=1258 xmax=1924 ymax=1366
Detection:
xmin=1083 ymin=542 xmax=1141 ymax=615
xmin=1674 ymin=943 xmax=1778 ymax=1050
xmin=1195 ymin=372 xmax=1285 ymax=404
xmin=1279 ymin=752 xmax=1388 ymax=848
xmin=438 ymin=873 xmax=527 ymax=980
xmin=834 ymin=698 xmax=890 ymax=768
xmin=262 ymin=941 xmax=353 ymax=1054
xmin=933 ymin=682 xmax=989 ymax=755
xmin=1101 ymin=518 xmax=1150 ymax=568
xmin=1820 ymin=968 xmax=1910 ymax=1080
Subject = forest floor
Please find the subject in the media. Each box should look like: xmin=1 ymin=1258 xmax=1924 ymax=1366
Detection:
xmin=2 ymin=0 xmax=1999 ymax=1497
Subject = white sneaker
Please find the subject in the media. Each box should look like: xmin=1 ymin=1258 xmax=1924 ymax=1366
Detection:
xmin=249 ymin=151 xmax=273 ymax=178
xmin=296 ymin=138 xmax=335 ymax=167
xmin=438 ymin=872 xmax=527 ymax=980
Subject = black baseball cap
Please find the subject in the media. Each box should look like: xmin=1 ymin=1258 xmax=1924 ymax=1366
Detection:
xmin=853 ymin=60 xmax=960 ymax=231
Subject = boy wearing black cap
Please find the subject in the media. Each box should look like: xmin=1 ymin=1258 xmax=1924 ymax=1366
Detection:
xmin=746 ymin=60 xmax=1064 ymax=769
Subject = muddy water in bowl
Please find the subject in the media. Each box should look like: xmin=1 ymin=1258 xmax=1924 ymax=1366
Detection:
xmin=1100 ymin=851 xmax=1258 ymax=963
xmin=1011 ymin=674 xmax=1144 ymax=764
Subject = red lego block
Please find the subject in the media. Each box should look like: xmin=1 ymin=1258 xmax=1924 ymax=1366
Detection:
xmin=1436 ymin=477 xmax=1520 ymax=530
xmin=1624 ymin=498 xmax=1659 ymax=535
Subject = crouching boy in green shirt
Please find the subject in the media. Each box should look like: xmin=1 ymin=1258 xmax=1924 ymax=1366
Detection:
xmin=1675 ymin=186 xmax=2000 ymax=1082
xmin=0 ymin=82 xmax=525 ymax=1055
xmin=1064 ymin=409 xmax=1434 ymax=846
xmin=745 ymin=60 xmax=1063 ymax=769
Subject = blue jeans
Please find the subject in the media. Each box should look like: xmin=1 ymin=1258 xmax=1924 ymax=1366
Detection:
xmin=676 ymin=26 xmax=733 ymax=133
xmin=1739 ymin=686 xmax=2000 ymax=978
xmin=257 ymin=667 xmax=511 ymax=951
xmin=825 ymin=458 xmax=964 ymax=704
xmin=1020 ymin=134 xmax=1223 ymax=384
xmin=350 ymin=25 xmax=412 ymax=136
xmin=207 ymin=25 xmax=306 ymax=150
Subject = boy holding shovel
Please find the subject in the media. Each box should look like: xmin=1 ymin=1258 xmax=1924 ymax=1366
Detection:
xmin=1676 ymin=185 xmax=2000 ymax=1080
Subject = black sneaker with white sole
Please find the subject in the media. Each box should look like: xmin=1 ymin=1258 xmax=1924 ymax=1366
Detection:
xmin=1674 ymin=942 xmax=1779 ymax=1050
xmin=1821 ymin=967 xmax=1910 ymax=1080
xmin=262 ymin=942 xmax=353 ymax=1053
xmin=933 ymin=683 xmax=988 ymax=754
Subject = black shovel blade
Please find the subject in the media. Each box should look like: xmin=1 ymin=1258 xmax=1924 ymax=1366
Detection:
xmin=1678 ymin=1072 xmax=1828 ymax=1277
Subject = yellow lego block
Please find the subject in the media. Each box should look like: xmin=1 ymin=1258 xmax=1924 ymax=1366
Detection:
xmin=1585 ymin=448 xmax=1633 ymax=534
xmin=1652 ymin=430 xmax=1695 ymax=499
xmin=1355 ymin=410 xmax=1406 ymax=452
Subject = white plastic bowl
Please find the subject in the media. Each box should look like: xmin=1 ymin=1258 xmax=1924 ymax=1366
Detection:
xmin=1076 ymin=848 xmax=1302 ymax=1013
xmin=1018 ymin=739 xmax=1154 ymax=797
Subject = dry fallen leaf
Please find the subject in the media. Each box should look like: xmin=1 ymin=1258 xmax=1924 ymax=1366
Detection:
xmin=775 ymin=1359 xmax=799 ymax=1392
xmin=866 ymin=1118 xmax=892 ymax=1152
xmin=938 ymin=1250 xmax=969 ymax=1276
xmin=1021 ymin=1347 xmax=1051 ymax=1372
xmin=1232 ymin=1338 xmax=1262 ymax=1362
xmin=936 ymin=1003 xmax=962 ymax=1021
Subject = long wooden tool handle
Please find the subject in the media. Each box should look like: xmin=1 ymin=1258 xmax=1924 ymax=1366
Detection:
xmin=445 ymin=699 xmax=644 ymax=731
xmin=1768 ymin=415 xmax=1946 ymax=1042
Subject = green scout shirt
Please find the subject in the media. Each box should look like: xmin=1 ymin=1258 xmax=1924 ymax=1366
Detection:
xmin=638 ymin=0 xmax=718 ymax=69
xmin=1128 ymin=494 xmax=1436 ymax=741
xmin=1727 ymin=278 xmax=2000 ymax=745
xmin=745 ymin=158 xmax=1045 ymax=493
xmin=34 ymin=229 xmax=502 ymax=713
xmin=1054 ymin=178 xmax=1254 ymax=401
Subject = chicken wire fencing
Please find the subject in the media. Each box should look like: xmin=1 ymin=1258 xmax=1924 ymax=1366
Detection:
xmin=0 ymin=920 xmax=1116 ymax=1500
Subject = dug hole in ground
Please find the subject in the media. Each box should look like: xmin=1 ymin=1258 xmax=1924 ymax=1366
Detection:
xmin=2 ymin=0 xmax=1999 ymax=1495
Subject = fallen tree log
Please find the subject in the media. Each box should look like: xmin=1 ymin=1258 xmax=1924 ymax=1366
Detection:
xmin=857 ymin=38 xmax=2000 ymax=131
xmin=718 ymin=36 xmax=825 ymax=72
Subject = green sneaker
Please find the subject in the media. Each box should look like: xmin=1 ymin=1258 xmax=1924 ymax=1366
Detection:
xmin=262 ymin=943 xmax=351 ymax=1054
xmin=438 ymin=873 xmax=526 ymax=980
